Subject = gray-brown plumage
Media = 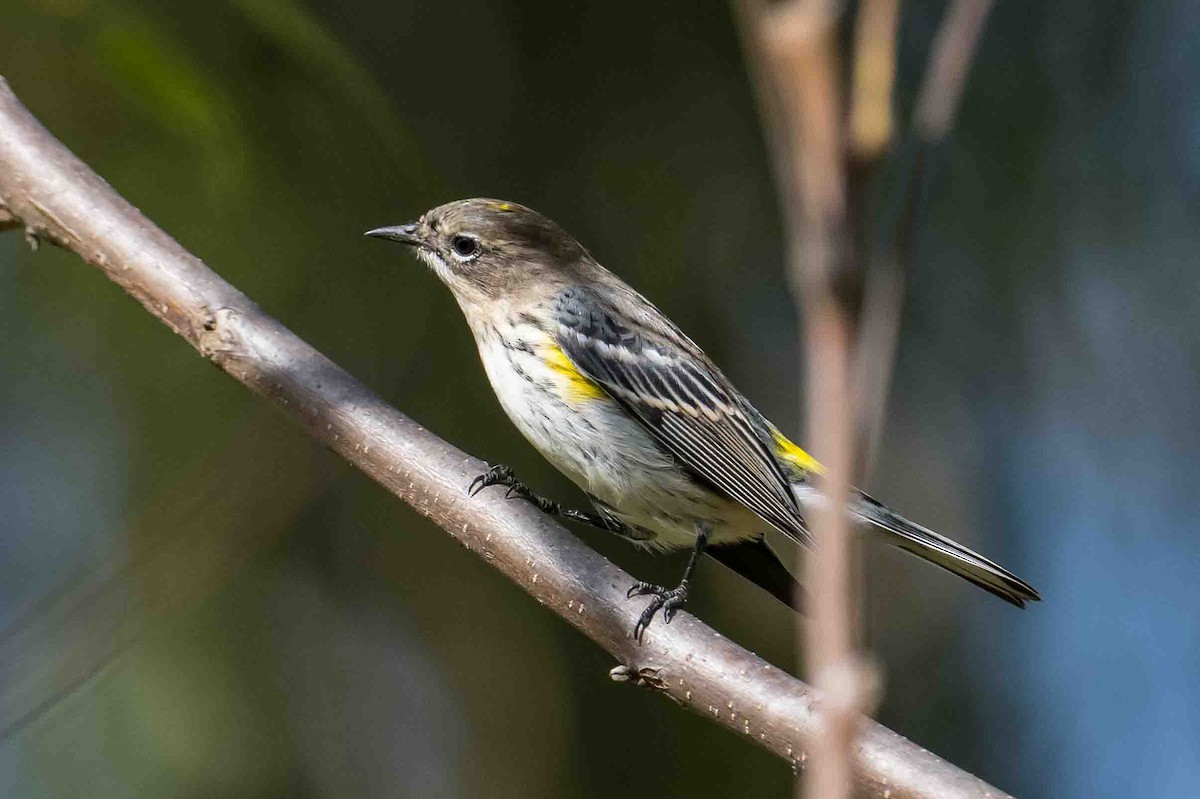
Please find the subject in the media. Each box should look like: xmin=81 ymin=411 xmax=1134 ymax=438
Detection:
xmin=367 ymin=199 xmax=1040 ymax=638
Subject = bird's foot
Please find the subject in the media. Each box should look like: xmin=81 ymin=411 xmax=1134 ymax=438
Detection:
xmin=467 ymin=464 xmax=560 ymax=514
xmin=468 ymin=463 xmax=517 ymax=496
xmin=627 ymin=580 xmax=690 ymax=642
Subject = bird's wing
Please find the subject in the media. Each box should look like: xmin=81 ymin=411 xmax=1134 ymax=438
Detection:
xmin=553 ymin=286 xmax=811 ymax=547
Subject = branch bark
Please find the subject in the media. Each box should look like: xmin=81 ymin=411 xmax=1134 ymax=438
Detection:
xmin=0 ymin=76 xmax=1013 ymax=799
xmin=783 ymin=12 xmax=858 ymax=799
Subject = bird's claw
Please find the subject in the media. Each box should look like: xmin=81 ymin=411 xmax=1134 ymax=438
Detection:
xmin=502 ymin=480 xmax=540 ymax=507
xmin=467 ymin=464 xmax=517 ymax=497
xmin=628 ymin=581 xmax=689 ymax=642
xmin=468 ymin=465 xmax=560 ymax=515
xmin=627 ymin=581 xmax=661 ymax=600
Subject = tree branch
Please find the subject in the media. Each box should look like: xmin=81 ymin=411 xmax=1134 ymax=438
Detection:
xmin=0 ymin=76 xmax=1013 ymax=799
xmin=784 ymin=30 xmax=863 ymax=799
xmin=855 ymin=0 xmax=996 ymax=473
xmin=737 ymin=3 xmax=874 ymax=797
xmin=914 ymin=0 xmax=994 ymax=141
xmin=732 ymin=2 xmax=998 ymax=797
xmin=848 ymin=0 xmax=903 ymax=476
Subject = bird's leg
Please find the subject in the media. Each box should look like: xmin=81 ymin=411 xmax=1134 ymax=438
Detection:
xmin=467 ymin=464 xmax=628 ymax=533
xmin=628 ymin=522 xmax=710 ymax=642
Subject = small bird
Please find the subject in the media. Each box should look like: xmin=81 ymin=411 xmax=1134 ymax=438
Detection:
xmin=367 ymin=199 xmax=1039 ymax=639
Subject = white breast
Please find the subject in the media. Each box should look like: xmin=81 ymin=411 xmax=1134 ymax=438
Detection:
xmin=477 ymin=324 xmax=657 ymax=485
xmin=477 ymin=321 xmax=686 ymax=482
xmin=473 ymin=322 xmax=732 ymax=539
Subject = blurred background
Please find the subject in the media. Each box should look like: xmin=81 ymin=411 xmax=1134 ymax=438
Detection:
xmin=1 ymin=0 xmax=1198 ymax=796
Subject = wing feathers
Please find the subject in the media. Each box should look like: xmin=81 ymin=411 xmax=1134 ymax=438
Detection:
xmin=554 ymin=287 xmax=811 ymax=546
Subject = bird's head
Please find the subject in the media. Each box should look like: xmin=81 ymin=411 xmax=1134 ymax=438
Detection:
xmin=366 ymin=198 xmax=588 ymax=304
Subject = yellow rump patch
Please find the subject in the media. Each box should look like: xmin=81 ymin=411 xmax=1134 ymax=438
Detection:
xmin=771 ymin=428 xmax=824 ymax=475
xmin=542 ymin=344 xmax=608 ymax=403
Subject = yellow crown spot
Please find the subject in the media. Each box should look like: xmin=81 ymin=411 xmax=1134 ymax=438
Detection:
xmin=543 ymin=344 xmax=608 ymax=403
xmin=771 ymin=428 xmax=824 ymax=475
xmin=492 ymin=202 xmax=514 ymax=211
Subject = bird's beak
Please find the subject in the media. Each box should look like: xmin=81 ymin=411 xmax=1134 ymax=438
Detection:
xmin=365 ymin=222 xmax=423 ymax=246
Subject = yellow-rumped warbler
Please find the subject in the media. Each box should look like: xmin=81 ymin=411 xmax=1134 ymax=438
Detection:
xmin=367 ymin=199 xmax=1039 ymax=639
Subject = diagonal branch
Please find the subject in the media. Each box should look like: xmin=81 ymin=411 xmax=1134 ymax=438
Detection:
xmin=0 ymin=76 xmax=1013 ymax=799
xmin=857 ymin=0 xmax=997 ymax=470
xmin=914 ymin=0 xmax=995 ymax=141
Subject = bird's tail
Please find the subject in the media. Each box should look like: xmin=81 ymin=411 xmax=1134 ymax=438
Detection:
xmin=852 ymin=492 xmax=1041 ymax=608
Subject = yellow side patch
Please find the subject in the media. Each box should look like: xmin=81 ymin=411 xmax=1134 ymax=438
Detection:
xmin=771 ymin=427 xmax=824 ymax=475
xmin=543 ymin=344 xmax=609 ymax=403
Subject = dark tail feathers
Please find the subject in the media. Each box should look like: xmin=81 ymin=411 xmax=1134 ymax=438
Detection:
xmin=707 ymin=538 xmax=806 ymax=612
xmin=853 ymin=493 xmax=1040 ymax=607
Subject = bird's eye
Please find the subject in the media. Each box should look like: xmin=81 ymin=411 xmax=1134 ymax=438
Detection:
xmin=450 ymin=234 xmax=481 ymax=260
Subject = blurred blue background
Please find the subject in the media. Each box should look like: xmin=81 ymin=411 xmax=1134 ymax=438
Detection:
xmin=1 ymin=0 xmax=1198 ymax=796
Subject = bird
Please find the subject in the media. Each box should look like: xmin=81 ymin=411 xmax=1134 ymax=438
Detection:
xmin=366 ymin=199 xmax=1040 ymax=640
